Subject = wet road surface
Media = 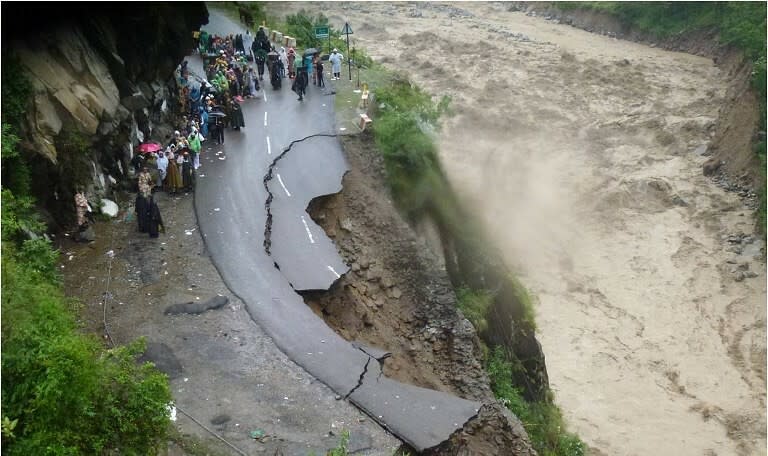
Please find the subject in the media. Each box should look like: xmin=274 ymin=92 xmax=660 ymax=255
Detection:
xmin=193 ymin=10 xmax=481 ymax=451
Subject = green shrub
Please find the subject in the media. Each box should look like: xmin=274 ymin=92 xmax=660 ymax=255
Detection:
xmin=1 ymin=124 xmax=32 ymax=199
xmin=1 ymin=111 xmax=171 ymax=454
xmin=1 ymin=124 xmax=20 ymax=160
xmin=372 ymin=80 xmax=452 ymax=218
xmin=17 ymin=238 xmax=60 ymax=284
xmin=487 ymin=347 xmax=585 ymax=456
xmin=1 ymin=189 xmax=44 ymax=242
xmin=455 ymin=287 xmax=494 ymax=333
xmin=280 ymin=9 xmax=330 ymax=50
xmin=1 ymin=53 xmax=32 ymax=128
xmin=1 ymin=243 xmax=172 ymax=455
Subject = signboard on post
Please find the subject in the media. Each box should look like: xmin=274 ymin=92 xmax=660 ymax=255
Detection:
xmin=314 ymin=26 xmax=329 ymax=38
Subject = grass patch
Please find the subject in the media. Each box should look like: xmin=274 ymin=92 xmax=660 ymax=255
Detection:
xmin=456 ymin=287 xmax=494 ymax=333
xmin=487 ymin=347 xmax=585 ymax=456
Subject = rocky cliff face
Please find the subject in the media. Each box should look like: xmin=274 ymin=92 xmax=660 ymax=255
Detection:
xmin=2 ymin=3 xmax=208 ymax=226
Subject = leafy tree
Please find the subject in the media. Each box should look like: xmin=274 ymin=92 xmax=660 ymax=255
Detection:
xmin=283 ymin=9 xmax=329 ymax=49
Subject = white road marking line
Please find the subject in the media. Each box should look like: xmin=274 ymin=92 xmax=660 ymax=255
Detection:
xmin=263 ymin=91 xmax=267 ymax=102
xmin=277 ymin=173 xmax=291 ymax=196
xmin=264 ymin=111 xmax=268 ymax=126
xmin=266 ymin=136 xmax=271 ymax=154
xmin=327 ymin=265 xmax=341 ymax=278
xmin=300 ymin=216 xmax=315 ymax=244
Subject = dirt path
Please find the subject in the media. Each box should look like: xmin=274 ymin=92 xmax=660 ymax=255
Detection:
xmin=273 ymin=2 xmax=766 ymax=455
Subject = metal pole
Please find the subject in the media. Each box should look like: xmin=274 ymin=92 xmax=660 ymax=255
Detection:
xmin=354 ymin=48 xmax=360 ymax=88
xmin=345 ymin=30 xmax=351 ymax=81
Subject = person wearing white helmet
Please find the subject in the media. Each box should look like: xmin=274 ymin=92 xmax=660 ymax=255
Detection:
xmin=279 ymin=47 xmax=288 ymax=78
xmin=329 ymin=48 xmax=343 ymax=80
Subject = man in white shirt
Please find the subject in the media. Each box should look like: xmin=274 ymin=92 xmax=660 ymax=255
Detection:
xmin=156 ymin=151 xmax=169 ymax=189
xmin=329 ymin=48 xmax=343 ymax=80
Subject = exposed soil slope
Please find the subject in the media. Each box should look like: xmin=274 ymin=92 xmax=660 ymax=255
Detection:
xmin=306 ymin=132 xmax=535 ymax=455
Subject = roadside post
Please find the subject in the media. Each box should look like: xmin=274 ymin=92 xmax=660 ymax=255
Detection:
xmin=341 ymin=22 xmax=353 ymax=81
xmin=352 ymin=43 xmax=360 ymax=88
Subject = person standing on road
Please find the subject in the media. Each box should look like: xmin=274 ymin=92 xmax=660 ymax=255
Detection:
xmin=311 ymin=53 xmax=319 ymax=85
xmin=188 ymin=127 xmax=202 ymax=170
xmin=138 ymin=166 xmax=153 ymax=199
xmin=74 ymin=190 xmax=90 ymax=230
xmin=329 ymin=48 xmax=343 ymax=80
xmin=293 ymin=66 xmax=308 ymax=101
xmin=166 ymin=151 xmax=183 ymax=195
xmin=230 ymin=97 xmax=245 ymax=130
xmin=135 ymin=192 xmax=149 ymax=233
xmin=147 ymin=196 xmax=165 ymax=238
xmin=287 ymin=47 xmax=296 ymax=79
xmin=279 ymin=47 xmax=288 ymax=78
xmin=156 ymin=151 xmax=169 ymax=189
xmin=316 ymin=58 xmax=325 ymax=88
xmin=305 ymin=53 xmax=313 ymax=84
xmin=253 ymin=41 xmax=266 ymax=81
xmin=245 ymin=67 xmax=258 ymax=97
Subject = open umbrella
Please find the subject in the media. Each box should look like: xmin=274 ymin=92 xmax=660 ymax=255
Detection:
xmin=137 ymin=142 xmax=162 ymax=154
xmin=303 ymin=48 xmax=319 ymax=57
xmin=207 ymin=111 xmax=227 ymax=118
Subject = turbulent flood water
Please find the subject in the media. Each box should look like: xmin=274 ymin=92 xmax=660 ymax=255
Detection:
xmin=273 ymin=2 xmax=766 ymax=454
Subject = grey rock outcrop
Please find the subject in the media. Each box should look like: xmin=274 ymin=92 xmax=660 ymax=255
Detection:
xmin=5 ymin=3 xmax=208 ymax=228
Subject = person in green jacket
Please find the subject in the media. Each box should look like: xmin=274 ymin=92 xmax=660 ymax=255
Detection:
xmin=188 ymin=127 xmax=202 ymax=170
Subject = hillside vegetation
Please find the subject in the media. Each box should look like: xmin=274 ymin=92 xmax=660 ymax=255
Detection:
xmin=1 ymin=55 xmax=172 ymax=455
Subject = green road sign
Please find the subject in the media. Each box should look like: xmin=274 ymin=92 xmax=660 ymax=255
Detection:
xmin=314 ymin=26 xmax=329 ymax=38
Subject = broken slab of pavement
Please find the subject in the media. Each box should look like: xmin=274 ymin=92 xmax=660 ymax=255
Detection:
xmin=348 ymin=358 xmax=481 ymax=451
xmin=266 ymin=135 xmax=350 ymax=291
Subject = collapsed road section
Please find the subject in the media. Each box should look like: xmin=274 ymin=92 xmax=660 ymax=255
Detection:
xmin=263 ymin=134 xmax=349 ymax=290
xmin=193 ymin=11 xmax=484 ymax=451
xmin=259 ymin=134 xmax=483 ymax=450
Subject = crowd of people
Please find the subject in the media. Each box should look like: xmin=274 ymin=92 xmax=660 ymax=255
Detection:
xmin=76 ymin=25 xmax=345 ymax=240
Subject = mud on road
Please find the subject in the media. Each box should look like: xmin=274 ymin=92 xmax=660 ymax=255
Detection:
xmin=60 ymin=143 xmax=399 ymax=456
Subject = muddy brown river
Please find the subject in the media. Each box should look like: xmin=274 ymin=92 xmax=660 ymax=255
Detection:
xmin=272 ymin=2 xmax=767 ymax=455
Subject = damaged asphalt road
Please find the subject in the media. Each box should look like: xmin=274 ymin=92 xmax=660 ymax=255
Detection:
xmin=194 ymin=10 xmax=482 ymax=453
xmin=263 ymin=134 xmax=350 ymax=290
